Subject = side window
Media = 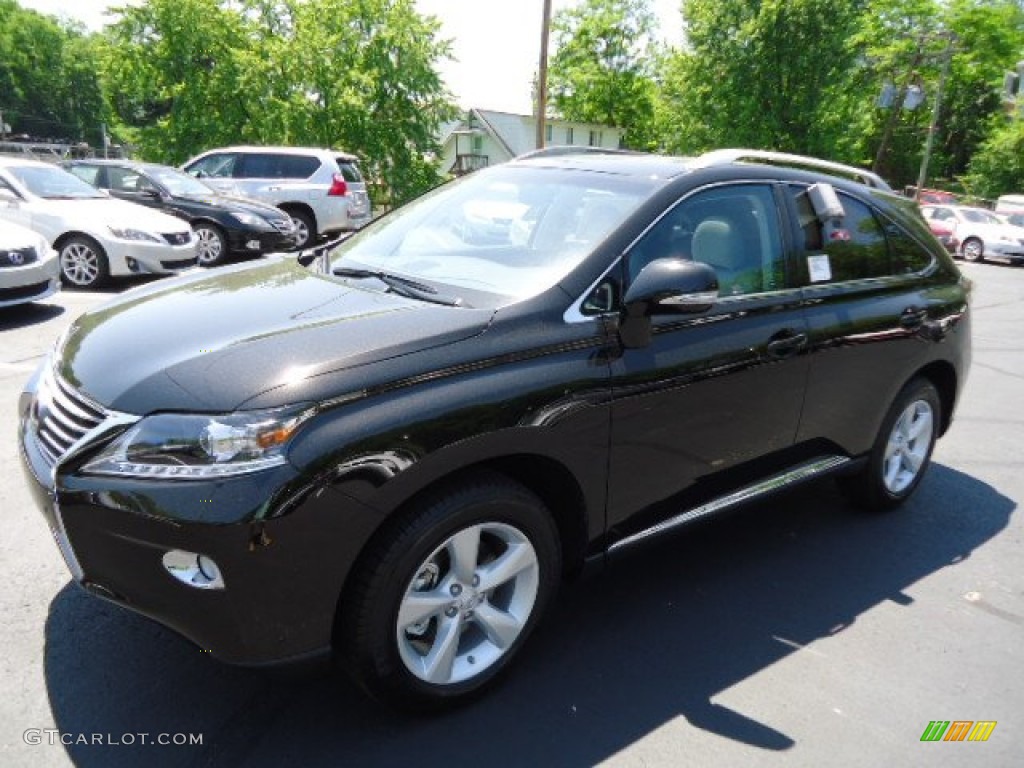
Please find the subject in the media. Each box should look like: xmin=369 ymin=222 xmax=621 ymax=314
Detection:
xmin=107 ymin=167 xmax=143 ymax=192
xmin=790 ymin=186 xmax=930 ymax=281
xmin=277 ymin=155 xmax=320 ymax=179
xmin=336 ymin=160 xmax=363 ymax=182
xmin=237 ymin=153 xmax=277 ymax=178
xmin=628 ymin=184 xmax=786 ymax=297
xmin=187 ymin=153 xmax=237 ymax=178
xmin=68 ymin=165 xmax=100 ymax=186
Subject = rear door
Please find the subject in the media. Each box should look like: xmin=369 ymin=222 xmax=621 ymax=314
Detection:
xmin=785 ymin=184 xmax=938 ymax=456
xmin=607 ymin=182 xmax=811 ymax=536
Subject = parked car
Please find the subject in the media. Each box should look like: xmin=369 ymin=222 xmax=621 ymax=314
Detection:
xmin=923 ymin=216 xmax=958 ymax=254
xmin=994 ymin=193 xmax=1024 ymax=215
xmin=906 ymin=186 xmax=958 ymax=205
xmin=920 ymin=203 xmax=1024 ymax=263
xmin=19 ymin=149 xmax=970 ymax=710
xmin=0 ymin=219 xmax=59 ymax=308
xmin=63 ymin=160 xmax=297 ymax=267
xmin=0 ymin=158 xmax=197 ymax=289
xmin=182 ymin=146 xmax=372 ymax=249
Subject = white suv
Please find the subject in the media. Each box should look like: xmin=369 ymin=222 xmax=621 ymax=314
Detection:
xmin=182 ymin=146 xmax=372 ymax=248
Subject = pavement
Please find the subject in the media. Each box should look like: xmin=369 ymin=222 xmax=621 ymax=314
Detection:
xmin=0 ymin=261 xmax=1020 ymax=767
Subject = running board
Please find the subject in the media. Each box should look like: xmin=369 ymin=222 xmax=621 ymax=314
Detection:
xmin=607 ymin=455 xmax=851 ymax=554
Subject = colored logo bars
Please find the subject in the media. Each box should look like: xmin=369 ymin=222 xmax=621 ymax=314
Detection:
xmin=921 ymin=721 xmax=997 ymax=742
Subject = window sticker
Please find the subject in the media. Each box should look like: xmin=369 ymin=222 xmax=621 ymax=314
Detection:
xmin=807 ymin=254 xmax=832 ymax=283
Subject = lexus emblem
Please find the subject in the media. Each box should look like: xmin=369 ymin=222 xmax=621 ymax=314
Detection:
xmin=8 ymin=251 xmax=23 ymax=265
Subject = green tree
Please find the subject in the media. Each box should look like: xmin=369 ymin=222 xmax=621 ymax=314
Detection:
xmin=965 ymin=118 xmax=1024 ymax=198
xmin=548 ymin=0 xmax=658 ymax=149
xmin=101 ymin=0 xmax=456 ymax=204
xmin=0 ymin=0 xmax=108 ymax=144
xmin=659 ymin=0 xmax=867 ymax=158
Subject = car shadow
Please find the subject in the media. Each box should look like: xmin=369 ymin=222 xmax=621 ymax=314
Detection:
xmin=0 ymin=301 xmax=63 ymax=330
xmin=44 ymin=464 xmax=1014 ymax=767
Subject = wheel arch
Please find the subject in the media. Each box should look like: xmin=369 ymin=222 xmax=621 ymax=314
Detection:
xmin=54 ymin=230 xmax=106 ymax=254
xmin=912 ymin=360 xmax=958 ymax=436
xmin=278 ymin=202 xmax=317 ymax=227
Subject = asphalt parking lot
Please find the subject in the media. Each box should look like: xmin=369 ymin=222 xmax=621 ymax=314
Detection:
xmin=0 ymin=261 xmax=1021 ymax=767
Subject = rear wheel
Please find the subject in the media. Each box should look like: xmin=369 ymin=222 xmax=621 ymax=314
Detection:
xmin=286 ymin=209 xmax=316 ymax=250
xmin=58 ymin=235 xmax=109 ymax=289
xmin=338 ymin=474 xmax=560 ymax=711
xmin=962 ymin=237 xmax=984 ymax=262
xmin=839 ymin=378 xmax=940 ymax=511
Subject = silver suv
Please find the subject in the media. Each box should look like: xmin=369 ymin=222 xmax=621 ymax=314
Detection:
xmin=182 ymin=146 xmax=372 ymax=248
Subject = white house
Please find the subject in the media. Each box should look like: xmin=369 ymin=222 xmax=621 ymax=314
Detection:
xmin=439 ymin=108 xmax=625 ymax=176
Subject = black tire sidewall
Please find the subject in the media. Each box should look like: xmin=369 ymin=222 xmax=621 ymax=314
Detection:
xmin=341 ymin=478 xmax=561 ymax=710
xmin=288 ymin=210 xmax=316 ymax=250
xmin=963 ymin=238 xmax=983 ymax=262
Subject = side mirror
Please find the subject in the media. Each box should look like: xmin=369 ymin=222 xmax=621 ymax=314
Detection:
xmin=624 ymin=258 xmax=719 ymax=316
xmin=620 ymin=259 xmax=719 ymax=349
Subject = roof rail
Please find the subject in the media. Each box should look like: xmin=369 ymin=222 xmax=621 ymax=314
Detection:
xmin=692 ymin=149 xmax=893 ymax=192
xmin=514 ymin=146 xmax=639 ymax=161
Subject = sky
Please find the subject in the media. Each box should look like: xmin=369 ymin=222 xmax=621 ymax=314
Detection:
xmin=17 ymin=0 xmax=684 ymax=115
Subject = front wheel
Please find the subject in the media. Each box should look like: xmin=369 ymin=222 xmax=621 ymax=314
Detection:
xmin=193 ymin=223 xmax=228 ymax=266
xmin=338 ymin=474 xmax=561 ymax=710
xmin=839 ymin=378 xmax=941 ymax=511
xmin=58 ymin=236 xmax=109 ymax=289
xmin=962 ymin=237 xmax=984 ymax=262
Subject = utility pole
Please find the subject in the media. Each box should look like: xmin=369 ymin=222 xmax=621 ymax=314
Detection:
xmin=0 ymin=109 xmax=6 ymax=140
xmin=872 ymin=37 xmax=927 ymax=174
xmin=915 ymin=34 xmax=956 ymax=198
xmin=535 ymin=0 xmax=553 ymax=150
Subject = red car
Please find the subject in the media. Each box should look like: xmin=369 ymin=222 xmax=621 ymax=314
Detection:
xmin=926 ymin=218 xmax=959 ymax=253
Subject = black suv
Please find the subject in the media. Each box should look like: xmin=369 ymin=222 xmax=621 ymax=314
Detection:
xmin=64 ymin=160 xmax=297 ymax=266
xmin=19 ymin=150 xmax=970 ymax=709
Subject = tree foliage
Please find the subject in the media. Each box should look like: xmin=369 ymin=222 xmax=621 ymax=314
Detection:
xmin=0 ymin=0 xmax=108 ymax=143
xmin=548 ymin=0 xmax=658 ymax=149
xmin=100 ymin=0 xmax=456 ymax=203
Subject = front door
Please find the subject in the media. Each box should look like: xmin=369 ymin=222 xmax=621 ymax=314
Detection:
xmin=607 ymin=182 xmax=810 ymax=536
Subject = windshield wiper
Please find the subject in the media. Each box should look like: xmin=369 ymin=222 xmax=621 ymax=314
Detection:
xmin=332 ymin=267 xmax=462 ymax=306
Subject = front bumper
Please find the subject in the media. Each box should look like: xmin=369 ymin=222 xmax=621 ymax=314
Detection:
xmin=225 ymin=228 xmax=295 ymax=256
xmin=18 ymin=371 xmax=382 ymax=666
xmin=105 ymin=236 xmax=198 ymax=277
xmin=0 ymin=249 xmax=60 ymax=307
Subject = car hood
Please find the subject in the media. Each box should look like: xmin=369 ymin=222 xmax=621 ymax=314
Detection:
xmin=177 ymin=193 xmax=287 ymax=220
xmin=34 ymin=197 xmax=191 ymax=233
xmin=0 ymin=218 xmax=45 ymax=247
xmin=55 ymin=257 xmax=494 ymax=413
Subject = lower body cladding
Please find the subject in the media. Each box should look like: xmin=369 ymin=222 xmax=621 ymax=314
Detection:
xmin=18 ymin=434 xmax=383 ymax=665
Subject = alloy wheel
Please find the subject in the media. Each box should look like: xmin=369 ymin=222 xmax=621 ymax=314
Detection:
xmin=395 ymin=522 xmax=539 ymax=686
xmin=882 ymin=399 xmax=934 ymax=494
xmin=60 ymin=242 xmax=100 ymax=287
xmin=194 ymin=227 xmax=224 ymax=265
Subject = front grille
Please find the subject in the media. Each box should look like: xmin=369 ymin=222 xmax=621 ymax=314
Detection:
xmin=161 ymin=257 xmax=197 ymax=270
xmin=0 ymin=280 xmax=49 ymax=302
xmin=34 ymin=371 xmax=108 ymax=466
xmin=162 ymin=232 xmax=193 ymax=246
xmin=0 ymin=246 xmax=37 ymax=268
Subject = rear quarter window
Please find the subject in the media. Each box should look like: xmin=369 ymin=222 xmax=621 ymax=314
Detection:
xmin=336 ymin=160 xmax=363 ymax=182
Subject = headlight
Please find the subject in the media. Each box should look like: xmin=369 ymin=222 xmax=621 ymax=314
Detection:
xmin=82 ymin=407 xmax=313 ymax=480
xmin=231 ymin=211 xmax=273 ymax=229
xmin=109 ymin=226 xmax=162 ymax=243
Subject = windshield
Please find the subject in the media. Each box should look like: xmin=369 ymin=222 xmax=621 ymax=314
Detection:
xmin=8 ymin=164 xmax=105 ymax=199
xmin=959 ymin=208 xmax=1001 ymax=225
xmin=330 ymin=166 xmax=654 ymax=304
xmin=147 ymin=166 xmax=216 ymax=197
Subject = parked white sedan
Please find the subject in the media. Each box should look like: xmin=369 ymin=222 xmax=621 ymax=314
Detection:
xmin=921 ymin=203 xmax=1024 ymax=264
xmin=0 ymin=219 xmax=59 ymax=308
xmin=0 ymin=158 xmax=197 ymax=289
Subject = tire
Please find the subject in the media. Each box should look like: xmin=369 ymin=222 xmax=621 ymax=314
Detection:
xmin=193 ymin=223 xmax=228 ymax=267
xmin=839 ymin=378 xmax=941 ymax=512
xmin=58 ymin=235 xmax=109 ymax=289
xmin=338 ymin=473 xmax=561 ymax=711
xmin=962 ymin=237 xmax=984 ymax=262
xmin=286 ymin=209 xmax=316 ymax=250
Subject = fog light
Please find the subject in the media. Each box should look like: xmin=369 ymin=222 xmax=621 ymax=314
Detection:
xmin=126 ymin=257 xmax=139 ymax=271
xmin=162 ymin=549 xmax=225 ymax=590
xmin=246 ymin=239 xmax=261 ymax=250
